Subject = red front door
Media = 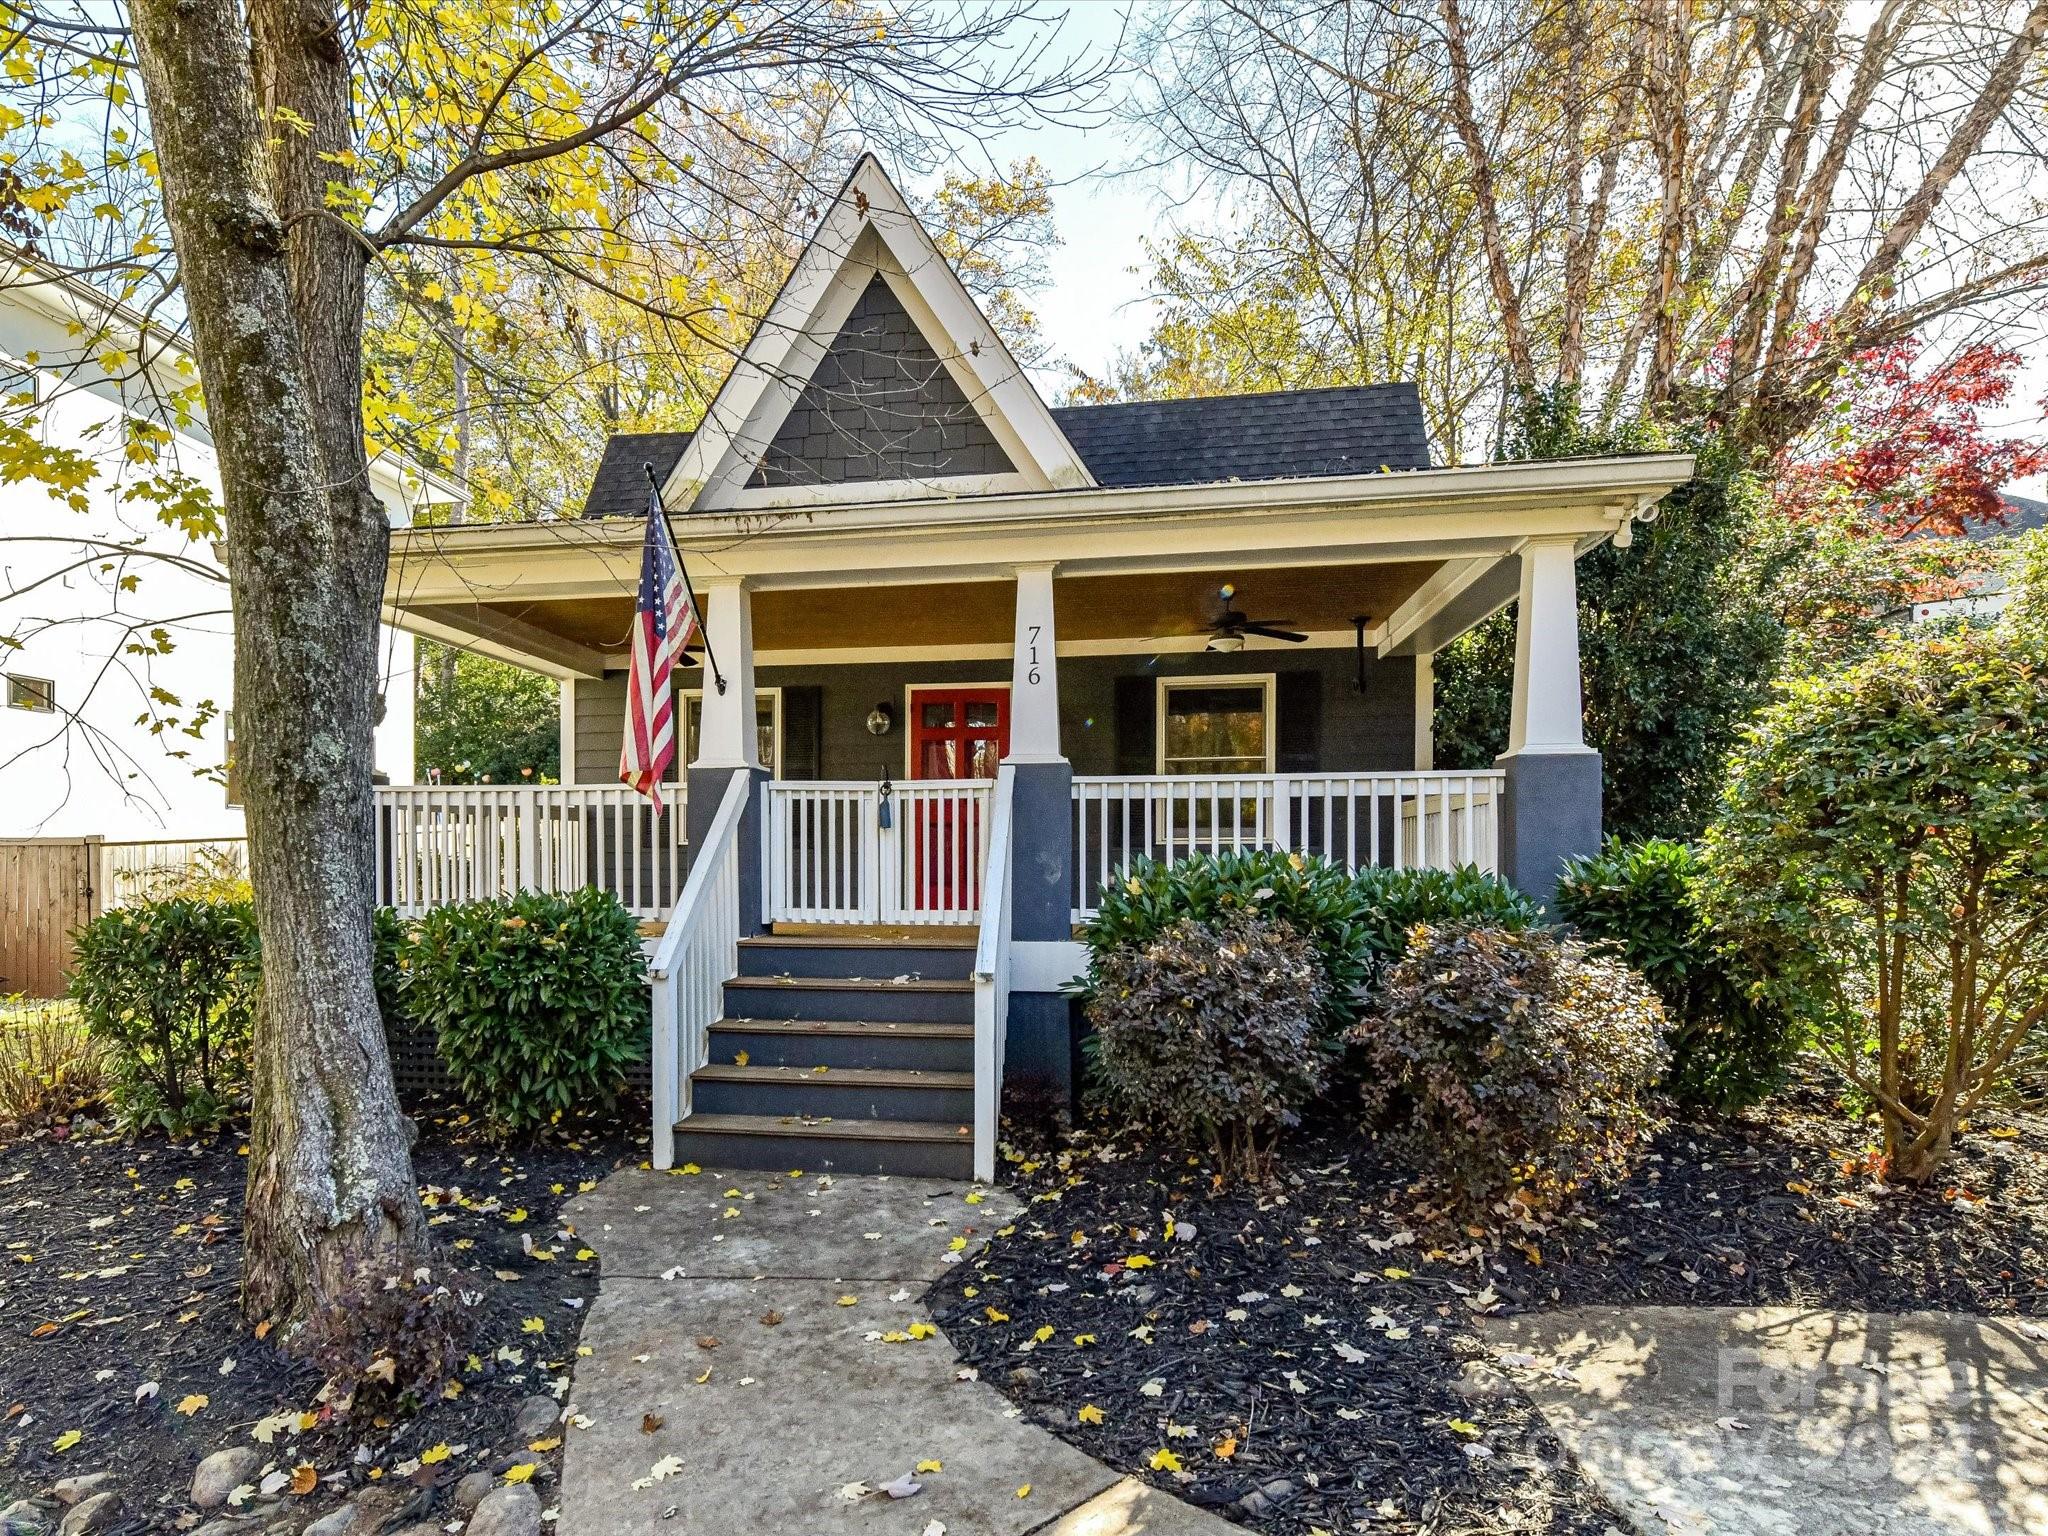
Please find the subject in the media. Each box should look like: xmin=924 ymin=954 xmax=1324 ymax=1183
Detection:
xmin=909 ymin=688 xmax=1009 ymax=780
xmin=906 ymin=689 xmax=1007 ymax=914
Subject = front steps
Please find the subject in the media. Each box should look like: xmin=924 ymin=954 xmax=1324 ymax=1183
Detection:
xmin=671 ymin=931 xmax=977 ymax=1177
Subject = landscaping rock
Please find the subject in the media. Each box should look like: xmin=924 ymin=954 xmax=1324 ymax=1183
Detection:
xmin=55 ymin=1494 xmax=119 ymax=1536
xmin=190 ymin=1521 xmax=260 ymax=1536
xmin=1234 ymin=1478 xmax=1298 ymax=1520
xmin=511 ymin=1394 xmax=560 ymax=1440
xmin=0 ymin=1497 xmax=54 ymax=1535
xmin=299 ymin=1507 xmax=356 ymax=1536
xmin=192 ymin=1446 xmax=267 ymax=1511
xmin=466 ymin=1484 xmax=541 ymax=1536
xmin=452 ymin=1472 xmax=495 ymax=1513
xmin=44 ymin=1479 xmax=109 ymax=1510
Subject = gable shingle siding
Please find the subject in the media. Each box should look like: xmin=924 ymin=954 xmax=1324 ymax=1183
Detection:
xmin=581 ymin=381 xmax=1433 ymax=516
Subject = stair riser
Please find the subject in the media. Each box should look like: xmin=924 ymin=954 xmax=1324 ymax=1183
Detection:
xmin=708 ymin=1026 xmax=973 ymax=1073
xmin=693 ymin=1076 xmax=974 ymax=1123
xmin=723 ymin=983 xmax=973 ymax=1025
xmin=671 ymin=1126 xmax=973 ymax=1179
xmin=738 ymin=943 xmax=975 ymax=982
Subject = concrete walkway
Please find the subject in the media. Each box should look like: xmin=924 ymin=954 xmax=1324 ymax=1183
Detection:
xmin=560 ymin=1167 xmax=1237 ymax=1536
xmin=1485 ymin=1305 xmax=2048 ymax=1536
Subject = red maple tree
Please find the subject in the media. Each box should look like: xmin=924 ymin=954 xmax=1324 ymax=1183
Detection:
xmin=1771 ymin=336 xmax=2048 ymax=538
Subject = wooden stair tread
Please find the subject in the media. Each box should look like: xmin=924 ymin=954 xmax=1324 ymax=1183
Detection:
xmin=727 ymin=974 xmax=973 ymax=993
xmin=675 ymin=1113 xmax=972 ymax=1143
xmin=769 ymin=922 xmax=977 ymax=941
xmin=742 ymin=933 xmax=976 ymax=950
xmin=710 ymin=1017 xmax=972 ymax=1039
xmin=693 ymin=1063 xmax=972 ymax=1090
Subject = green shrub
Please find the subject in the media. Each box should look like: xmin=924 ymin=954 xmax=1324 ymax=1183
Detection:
xmin=406 ymin=887 xmax=647 ymax=1135
xmin=68 ymin=896 xmax=257 ymax=1134
xmin=1351 ymin=864 xmax=1541 ymax=982
xmin=1082 ymin=850 xmax=1372 ymax=1036
xmin=371 ymin=905 xmax=409 ymax=1029
xmin=1557 ymin=838 xmax=1796 ymax=1113
xmin=1353 ymin=923 xmax=1669 ymax=1221
xmin=1701 ymin=624 xmax=2048 ymax=1184
xmin=1086 ymin=911 xmax=1329 ymax=1179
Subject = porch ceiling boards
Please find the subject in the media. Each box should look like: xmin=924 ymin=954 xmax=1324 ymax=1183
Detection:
xmin=412 ymin=561 xmax=1443 ymax=663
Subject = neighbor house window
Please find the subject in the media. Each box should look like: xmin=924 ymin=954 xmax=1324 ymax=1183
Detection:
xmin=1157 ymin=675 xmax=1273 ymax=775
xmin=683 ymin=687 xmax=781 ymax=776
xmin=5 ymin=675 xmax=55 ymax=713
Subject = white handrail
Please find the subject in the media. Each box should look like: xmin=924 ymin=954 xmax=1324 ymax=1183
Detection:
xmin=1070 ymin=771 xmax=1504 ymax=917
xmin=971 ymin=765 xmax=1016 ymax=1185
xmin=649 ymin=771 xmax=752 ymax=1169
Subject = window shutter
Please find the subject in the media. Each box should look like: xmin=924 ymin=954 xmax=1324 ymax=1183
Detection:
xmin=1114 ymin=675 xmax=1155 ymax=774
xmin=782 ymin=685 xmax=824 ymax=780
xmin=1276 ymin=670 xmax=1321 ymax=773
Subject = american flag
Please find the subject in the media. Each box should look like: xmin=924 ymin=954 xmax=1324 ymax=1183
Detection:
xmin=619 ymin=489 xmax=700 ymax=807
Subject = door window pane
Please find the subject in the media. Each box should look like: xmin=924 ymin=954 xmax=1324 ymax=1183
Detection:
xmin=921 ymin=701 xmax=955 ymax=729
xmin=964 ymin=700 xmax=1000 ymax=728
xmin=1160 ymin=682 xmax=1267 ymax=774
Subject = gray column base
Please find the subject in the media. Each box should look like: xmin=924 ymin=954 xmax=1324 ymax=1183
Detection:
xmin=1003 ymin=991 xmax=1079 ymax=1119
xmin=686 ymin=764 xmax=771 ymax=937
xmin=1496 ymin=747 xmax=1602 ymax=909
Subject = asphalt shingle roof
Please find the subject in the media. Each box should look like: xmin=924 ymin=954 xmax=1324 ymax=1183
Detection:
xmin=580 ymin=383 xmax=1434 ymax=516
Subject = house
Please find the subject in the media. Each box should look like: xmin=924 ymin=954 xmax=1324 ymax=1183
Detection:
xmin=377 ymin=157 xmax=1694 ymax=1179
xmin=0 ymin=259 xmax=456 ymax=848
xmin=1901 ymin=491 xmax=2046 ymax=625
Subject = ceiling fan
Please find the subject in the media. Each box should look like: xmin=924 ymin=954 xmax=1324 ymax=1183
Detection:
xmin=1189 ymin=583 xmax=1308 ymax=652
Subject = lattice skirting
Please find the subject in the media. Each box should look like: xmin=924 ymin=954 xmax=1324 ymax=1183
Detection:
xmin=382 ymin=1016 xmax=656 ymax=1106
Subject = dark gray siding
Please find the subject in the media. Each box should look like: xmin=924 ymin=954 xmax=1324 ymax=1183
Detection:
xmin=751 ymin=276 xmax=1014 ymax=488
xmin=574 ymin=648 xmax=1418 ymax=783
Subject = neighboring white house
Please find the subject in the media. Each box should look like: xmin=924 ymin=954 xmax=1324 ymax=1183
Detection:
xmin=1901 ymin=491 xmax=2046 ymax=626
xmin=0 ymin=260 xmax=461 ymax=840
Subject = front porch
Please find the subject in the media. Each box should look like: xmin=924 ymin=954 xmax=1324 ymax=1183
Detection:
xmin=381 ymin=451 xmax=1692 ymax=1181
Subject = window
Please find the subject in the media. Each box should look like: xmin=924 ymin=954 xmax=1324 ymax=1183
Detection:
xmin=1157 ymin=675 xmax=1273 ymax=775
xmin=5 ymin=675 xmax=55 ymax=713
xmin=683 ymin=687 xmax=781 ymax=776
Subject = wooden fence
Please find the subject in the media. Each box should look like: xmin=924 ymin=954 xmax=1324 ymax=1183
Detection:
xmin=0 ymin=838 xmax=100 ymax=999
xmin=0 ymin=836 xmax=249 ymax=998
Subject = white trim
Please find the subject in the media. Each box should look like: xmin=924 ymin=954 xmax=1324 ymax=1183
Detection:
xmin=557 ymin=677 xmax=578 ymax=786
xmin=662 ymin=158 xmax=1092 ymax=511
xmin=1010 ymin=939 xmax=1086 ymax=994
xmin=1413 ymin=653 xmax=1435 ymax=773
xmin=1155 ymin=672 xmax=1277 ymax=775
xmin=683 ymin=684 xmax=783 ymax=778
xmin=724 ymin=471 xmax=1036 ymax=512
xmin=900 ymin=680 xmax=1011 ymax=779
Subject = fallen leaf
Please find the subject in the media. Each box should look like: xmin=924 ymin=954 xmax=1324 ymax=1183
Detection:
xmin=641 ymin=1413 xmax=665 ymax=1435
xmin=52 ymin=1429 xmax=80 ymax=1453
xmin=290 ymin=1465 xmax=318 ymax=1496
xmin=1077 ymin=1403 xmax=1104 ymax=1425
xmin=176 ymin=1394 xmax=209 ymax=1416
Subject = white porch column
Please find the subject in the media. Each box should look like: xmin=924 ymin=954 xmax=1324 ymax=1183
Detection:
xmin=1413 ymin=651 xmax=1435 ymax=772
xmin=1497 ymin=535 xmax=1600 ymax=905
xmin=690 ymin=576 xmax=760 ymax=770
xmin=557 ymin=677 xmax=578 ymax=785
xmin=1007 ymin=562 xmax=1062 ymax=762
xmin=1506 ymin=536 xmax=1586 ymax=754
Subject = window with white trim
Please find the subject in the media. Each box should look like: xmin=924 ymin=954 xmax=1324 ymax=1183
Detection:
xmin=683 ymin=686 xmax=782 ymax=776
xmin=1156 ymin=675 xmax=1274 ymax=775
xmin=5 ymin=675 xmax=55 ymax=713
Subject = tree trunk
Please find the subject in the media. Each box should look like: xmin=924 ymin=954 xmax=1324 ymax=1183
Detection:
xmin=129 ymin=0 xmax=429 ymax=1329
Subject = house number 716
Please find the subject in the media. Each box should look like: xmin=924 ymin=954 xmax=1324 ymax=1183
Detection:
xmin=1026 ymin=624 xmax=1042 ymax=685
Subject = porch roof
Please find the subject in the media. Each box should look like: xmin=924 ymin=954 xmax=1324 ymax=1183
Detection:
xmin=383 ymin=450 xmax=1695 ymax=680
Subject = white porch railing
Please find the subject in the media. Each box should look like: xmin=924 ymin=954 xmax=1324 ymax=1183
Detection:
xmin=649 ymin=771 xmax=751 ymax=1168
xmin=971 ymin=766 xmax=1015 ymax=1184
xmin=374 ymin=784 xmax=687 ymax=918
xmin=763 ymin=779 xmax=993 ymax=926
xmin=1071 ymin=771 xmax=1504 ymax=918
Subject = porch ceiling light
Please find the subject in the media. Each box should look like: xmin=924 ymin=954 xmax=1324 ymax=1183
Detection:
xmin=1205 ymin=632 xmax=1245 ymax=653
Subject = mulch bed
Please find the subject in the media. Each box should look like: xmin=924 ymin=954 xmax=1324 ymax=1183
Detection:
xmin=0 ymin=1098 xmax=647 ymax=1532
xmin=929 ymin=1084 xmax=2048 ymax=1536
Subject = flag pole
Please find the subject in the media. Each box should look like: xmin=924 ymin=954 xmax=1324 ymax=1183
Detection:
xmin=644 ymin=461 xmax=727 ymax=696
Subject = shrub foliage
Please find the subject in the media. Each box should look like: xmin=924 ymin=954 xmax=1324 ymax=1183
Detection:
xmin=293 ymin=1261 xmax=475 ymax=1414
xmin=1086 ymin=911 xmax=1329 ymax=1179
xmin=1351 ymin=864 xmax=1540 ymax=983
xmin=68 ymin=896 xmax=257 ymax=1134
xmin=1353 ymin=923 xmax=1669 ymax=1220
xmin=0 ymin=999 xmax=106 ymax=1130
xmin=1702 ymin=625 xmax=2048 ymax=1183
xmin=406 ymin=886 xmax=647 ymax=1135
xmin=1082 ymin=851 xmax=1371 ymax=1035
xmin=1557 ymin=838 xmax=1796 ymax=1112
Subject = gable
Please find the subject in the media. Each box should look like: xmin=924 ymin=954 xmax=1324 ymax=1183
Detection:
xmin=752 ymin=276 xmax=1015 ymax=488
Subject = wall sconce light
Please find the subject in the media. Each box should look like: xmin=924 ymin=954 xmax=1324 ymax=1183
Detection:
xmin=865 ymin=702 xmax=895 ymax=737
